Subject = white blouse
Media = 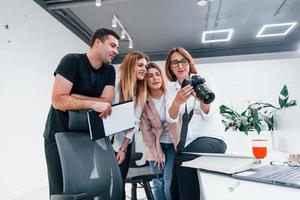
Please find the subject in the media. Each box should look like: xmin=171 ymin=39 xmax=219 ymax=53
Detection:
xmin=111 ymin=84 xmax=143 ymax=152
xmin=165 ymin=74 xmax=225 ymax=147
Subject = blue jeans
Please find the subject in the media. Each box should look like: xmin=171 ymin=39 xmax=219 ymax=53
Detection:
xmin=149 ymin=143 xmax=176 ymax=200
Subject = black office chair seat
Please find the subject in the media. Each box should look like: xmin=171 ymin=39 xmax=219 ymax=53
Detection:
xmin=125 ymin=152 xmax=163 ymax=200
xmin=126 ymin=166 xmax=162 ymax=182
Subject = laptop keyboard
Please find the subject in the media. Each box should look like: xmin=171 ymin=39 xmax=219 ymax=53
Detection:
xmin=263 ymin=167 xmax=300 ymax=182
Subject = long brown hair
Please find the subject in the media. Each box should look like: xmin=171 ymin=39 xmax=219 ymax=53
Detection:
xmin=165 ymin=47 xmax=198 ymax=82
xmin=146 ymin=62 xmax=167 ymax=93
xmin=118 ymin=51 xmax=149 ymax=108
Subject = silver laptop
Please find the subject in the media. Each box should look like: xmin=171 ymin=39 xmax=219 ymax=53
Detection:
xmin=232 ymin=165 xmax=300 ymax=188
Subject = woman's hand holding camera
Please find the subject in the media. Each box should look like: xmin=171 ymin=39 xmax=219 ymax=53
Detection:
xmin=174 ymin=85 xmax=193 ymax=105
xmin=169 ymin=85 xmax=194 ymax=120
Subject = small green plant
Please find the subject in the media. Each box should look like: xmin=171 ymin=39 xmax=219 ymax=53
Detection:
xmin=220 ymin=85 xmax=297 ymax=135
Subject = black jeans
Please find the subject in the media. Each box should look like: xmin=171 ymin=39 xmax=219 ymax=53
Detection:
xmin=171 ymin=137 xmax=227 ymax=200
xmin=44 ymin=140 xmax=63 ymax=197
xmin=115 ymin=143 xmax=132 ymax=200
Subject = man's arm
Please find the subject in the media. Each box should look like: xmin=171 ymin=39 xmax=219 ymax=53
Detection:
xmin=70 ymin=94 xmax=102 ymax=102
xmin=71 ymin=85 xmax=114 ymax=104
xmin=70 ymin=85 xmax=115 ymax=118
xmin=99 ymin=85 xmax=114 ymax=104
xmin=51 ymin=74 xmax=111 ymax=114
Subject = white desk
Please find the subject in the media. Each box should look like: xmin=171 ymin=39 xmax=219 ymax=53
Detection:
xmin=197 ymin=151 xmax=300 ymax=200
xmin=198 ymin=170 xmax=300 ymax=200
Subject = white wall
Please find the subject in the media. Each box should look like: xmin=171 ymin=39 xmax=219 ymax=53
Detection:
xmin=197 ymin=52 xmax=300 ymax=112
xmin=0 ymin=1 xmax=88 ymax=199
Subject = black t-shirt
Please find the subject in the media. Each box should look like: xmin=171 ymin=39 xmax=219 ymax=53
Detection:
xmin=43 ymin=53 xmax=116 ymax=144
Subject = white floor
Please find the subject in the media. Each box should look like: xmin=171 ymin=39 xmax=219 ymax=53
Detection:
xmin=12 ymin=183 xmax=147 ymax=200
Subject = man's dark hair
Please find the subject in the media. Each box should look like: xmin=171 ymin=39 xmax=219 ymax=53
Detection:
xmin=90 ymin=28 xmax=120 ymax=48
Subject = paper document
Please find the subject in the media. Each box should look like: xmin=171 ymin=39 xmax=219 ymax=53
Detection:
xmin=181 ymin=153 xmax=261 ymax=174
xmin=103 ymin=100 xmax=135 ymax=135
xmin=87 ymin=100 xmax=135 ymax=140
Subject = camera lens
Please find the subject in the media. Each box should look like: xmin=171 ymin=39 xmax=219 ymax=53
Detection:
xmin=195 ymin=84 xmax=215 ymax=104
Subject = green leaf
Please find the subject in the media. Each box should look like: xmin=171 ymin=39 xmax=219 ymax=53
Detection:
xmin=263 ymin=116 xmax=274 ymax=131
xmin=279 ymin=85 xmax=289 ymax=108
xmin=287 ymin=100 xmax=297 ymax=107
xmin=239 ymin=124 xmax=249 ymax=135
xmin=254 ymin=122 xmax=262 ymax=134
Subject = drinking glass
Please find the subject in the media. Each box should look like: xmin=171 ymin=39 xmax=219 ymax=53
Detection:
xmin=252 ymin=139 xmax=268 ymax=159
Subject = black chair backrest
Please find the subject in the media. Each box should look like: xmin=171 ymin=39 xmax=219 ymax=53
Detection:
xmin=54 ymin=110 xmax=123 ymax=200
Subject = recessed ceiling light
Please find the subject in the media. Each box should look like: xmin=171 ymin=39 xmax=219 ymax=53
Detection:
xmin=121 ymin=30 xmax=126 ymax=39
xmin=197 ymin=0 xmax=207 ymax=6
xmin=202 ymin=29 xmax=234 ymax=43
xmin=112 ymin=15 xmax=117 ymax=28
xmin=256 ymin=22 xmax=297 ymax=38
xmin=197 ymin=0 xmax=213 ymax=6
xmin=95 ymin=0 xmax=101 ymax=7
xmin=129 ymin=40 xmax=133 ymax=49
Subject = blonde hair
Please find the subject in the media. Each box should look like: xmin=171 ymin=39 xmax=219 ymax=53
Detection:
xmin=118 ymin=51 xmax=149 ymax=108
xmin=165 ymin=47 xmax=198 ymax=82
xmin=146 ymin=62 xmax=167 ymax=93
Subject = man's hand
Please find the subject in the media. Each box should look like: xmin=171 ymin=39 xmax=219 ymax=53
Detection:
xmin=91 ymin=102 xmax=112 ymax=118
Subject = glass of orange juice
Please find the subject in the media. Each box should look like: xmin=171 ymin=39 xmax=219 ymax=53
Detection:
xmin=252 ymin=139 xmax=268 ymax=159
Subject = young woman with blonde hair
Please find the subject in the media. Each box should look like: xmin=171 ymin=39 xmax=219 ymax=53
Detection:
xmin=112 ymin=51 xmax=149 ymax=199
xmin=140 ymin=62 xmax=179 ymax=200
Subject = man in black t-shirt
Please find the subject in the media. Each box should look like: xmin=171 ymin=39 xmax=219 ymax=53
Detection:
xmin=43 ymin=28 xmax=120 ymax=197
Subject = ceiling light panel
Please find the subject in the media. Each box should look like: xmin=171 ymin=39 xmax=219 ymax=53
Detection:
xmin=202 ymin=29 xmax=234 ymax=43
xmin=256 ymin=22 xmax=297 ymax=38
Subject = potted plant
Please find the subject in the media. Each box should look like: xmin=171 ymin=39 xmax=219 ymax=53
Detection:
xmin=220 ymin=85 xmax=297 ymax=135
xmin=220 ymin=85 xmax=297 ymax=156
xmin=220 ymin=102 xmax=275 ymax=135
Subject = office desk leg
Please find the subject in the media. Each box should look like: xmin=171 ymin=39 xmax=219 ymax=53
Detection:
xmin=197 ymin=170 xmax=206 ymax=200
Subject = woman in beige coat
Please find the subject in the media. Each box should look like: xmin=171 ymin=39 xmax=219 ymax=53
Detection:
xmin=140 ymin=62 xmax=179 ymax=200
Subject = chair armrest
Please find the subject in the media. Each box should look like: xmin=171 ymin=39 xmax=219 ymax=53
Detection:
xmin=131 ymin=152 xmax=143 ymax=162
xmin=51 ymin=193 xmax=87 ymax=200
xmin=129 ymin=152 xmax=144 ymax=167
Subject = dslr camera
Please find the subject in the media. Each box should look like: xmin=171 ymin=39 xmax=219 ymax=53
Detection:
xmin=181 ymin=75 xmax=215 ymax=104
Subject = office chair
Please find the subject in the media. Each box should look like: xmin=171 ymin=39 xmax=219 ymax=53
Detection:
xmin=51 ymin=110 xmax=123 ymax=200
xmin=125 ymin=135 xmax=163 ymax=200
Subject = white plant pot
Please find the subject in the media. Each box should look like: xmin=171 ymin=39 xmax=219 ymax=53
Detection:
xmin=272 ymin=106 xmax=300 ymax=154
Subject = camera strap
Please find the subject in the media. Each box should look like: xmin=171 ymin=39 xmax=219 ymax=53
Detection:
xmin=177 ymin=100 xmax=195 ymax=153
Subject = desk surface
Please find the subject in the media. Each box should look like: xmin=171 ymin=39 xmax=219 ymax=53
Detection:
xmin=199 ymin=171 xmax=300 ymax=200
xmin=197 ymin=151 xmax=300 ymax=200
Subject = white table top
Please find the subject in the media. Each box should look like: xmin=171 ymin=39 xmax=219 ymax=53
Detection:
xmin=198 ymin=151 xmax=300 ymax=200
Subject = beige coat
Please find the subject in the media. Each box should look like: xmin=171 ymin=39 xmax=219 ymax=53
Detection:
xmin=140 ymin=95 xmax=180 ymax=161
